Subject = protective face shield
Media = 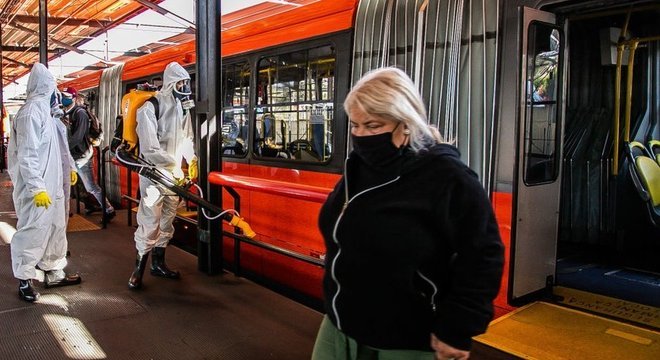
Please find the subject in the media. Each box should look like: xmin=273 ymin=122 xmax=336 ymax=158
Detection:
xmin=173 ymin=79 xmax=195 ymax=111
xmin=50 ymin=91 xmax=64 ymax=119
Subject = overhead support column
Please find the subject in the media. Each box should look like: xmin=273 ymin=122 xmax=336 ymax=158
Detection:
xmin=38 ymin=0 xmax=47 ymax=65
xmin=0 ymin=25 xmax=4 ymax=172
xmin=196 ymin=0 xmax=222 ymax=275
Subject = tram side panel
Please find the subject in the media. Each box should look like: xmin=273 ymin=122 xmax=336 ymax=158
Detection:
xmin=61 ymin=0 xmax=528 ymax=316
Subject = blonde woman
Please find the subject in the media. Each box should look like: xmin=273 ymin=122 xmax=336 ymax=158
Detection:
xmin=313 ymin=67 xmax=504 ymax=360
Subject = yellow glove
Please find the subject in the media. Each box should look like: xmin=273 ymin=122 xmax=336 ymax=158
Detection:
xmin=171 ymin=167 xmax=185 ymax=186
xmin=188 ymin=157 xmax=198 ymax=181
xmin=172 ymin=167 xmax=184 ymax=180
xmin=33 ymin=191 xmax=52 ymax=208
xmin=71 ymin=171 xmax=78 ymax=186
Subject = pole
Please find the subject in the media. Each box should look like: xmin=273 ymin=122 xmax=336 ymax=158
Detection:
xmin=39 ymin=0 xmax=48 ymax=65
xmin=196 ymin=0 xmax=222 ymax=274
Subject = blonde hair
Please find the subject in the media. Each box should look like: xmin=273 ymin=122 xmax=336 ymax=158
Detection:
xmin=344 ymin=67 xmax=444 ymax=152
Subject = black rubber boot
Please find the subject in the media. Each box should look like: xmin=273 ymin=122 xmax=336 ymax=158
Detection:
xmin=44 ymin=270 xmax=82 ymax=288
xmin=19 ymin=279 xmax=40 ymax=302
xmin=150 ymin=247 xmax=180 ymax=279
xmin=128 ymin=252 xmax=150 ymax=289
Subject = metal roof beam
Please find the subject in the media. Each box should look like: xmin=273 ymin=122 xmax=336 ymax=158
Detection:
xmin=9 ymin=15 xmax=112 ymax=28
xmin=2 ymin=76 xmax=18 ymax=84
xmin=6 ymin=21 xmax=85 ymax=54
xmin=1 ymin=45 xmax=61 ymax=53
xmin=3 ymin=56 xmax=29 ymax=68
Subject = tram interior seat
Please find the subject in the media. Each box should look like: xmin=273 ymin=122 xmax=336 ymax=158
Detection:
xmin=222 ymin=143 xmax=245 ymax=155
xmin=288 ymin=140 xmax=319 ymax=161
xmin=626 ymin=141 xmax=660 ymax=227
xmin=255 ymin=137 xmax=289 ymax=158
xmin=649 ymin=139 xmax=660 ymax=165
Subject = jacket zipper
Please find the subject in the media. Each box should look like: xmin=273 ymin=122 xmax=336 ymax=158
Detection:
xmin=417 ymin=271 xmax=439 ymax=313
xmin=329 ymin=156 xmax=401 ymax=330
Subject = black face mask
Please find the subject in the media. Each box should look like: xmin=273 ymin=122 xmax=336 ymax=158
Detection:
xmin=352 ymin=132 xmax=400 ymax=167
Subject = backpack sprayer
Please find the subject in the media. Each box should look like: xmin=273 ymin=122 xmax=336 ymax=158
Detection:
xmin=112 ymin=84 xmax=255 ymax=238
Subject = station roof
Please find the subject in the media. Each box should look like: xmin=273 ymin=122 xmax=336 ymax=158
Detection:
xmin=1 ymin=0 xmax=315 ymax=98
xmin=0 ymin=0 xmax=176 ymax=87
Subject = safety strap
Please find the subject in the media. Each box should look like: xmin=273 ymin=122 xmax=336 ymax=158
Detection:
xmin=147 ymin=97 xmax=160 ymax=120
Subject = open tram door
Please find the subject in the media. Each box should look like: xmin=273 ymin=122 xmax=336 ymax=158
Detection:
xmin=472 ymin=4 xmax=660 ymax=359
xmin=510 ymin=7 xmax=564 ymax=305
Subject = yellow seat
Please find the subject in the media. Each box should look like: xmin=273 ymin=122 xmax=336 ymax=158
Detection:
xmin=649 ymin=140 xmax=660 ymax=166
xmin=635 ymin=156 xmax=660 ymax=207
xmin=627 ymin=141 xmax=660 ymax=226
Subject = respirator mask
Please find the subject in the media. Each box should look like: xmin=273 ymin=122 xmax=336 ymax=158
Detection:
xmin=50 ymin=91 xmax=64 ymax=119
xmin=173 ymin=79 xmax=195 ymax=112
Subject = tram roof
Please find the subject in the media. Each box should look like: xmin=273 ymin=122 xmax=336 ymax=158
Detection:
xmin=1 ymin=1 xmax=334 ymax=98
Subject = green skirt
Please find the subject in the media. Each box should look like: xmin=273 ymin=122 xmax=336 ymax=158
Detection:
xmin=311 ymin=315 xmax=435 ymax=360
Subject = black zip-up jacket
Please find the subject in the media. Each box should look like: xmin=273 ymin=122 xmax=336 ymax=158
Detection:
xmin=318 ymin=144 xmax=504 ymax=351
xmin=68 ymin=106 xmax=91 ymax=160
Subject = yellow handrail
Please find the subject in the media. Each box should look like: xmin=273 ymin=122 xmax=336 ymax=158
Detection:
xmin=613 ymin=31 xmax=660 ymax=175
xmin=613 ymin=42 xmax=624 ymax=175
xmin=624 ymin=40 xmax=638 ymax=144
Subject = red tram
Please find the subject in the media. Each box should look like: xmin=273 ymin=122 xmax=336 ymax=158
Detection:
xmin=59 ymin=0 xmax=660 ymax=332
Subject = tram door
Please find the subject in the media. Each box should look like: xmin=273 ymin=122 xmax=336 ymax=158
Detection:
xmin=511 ymin=7 xmax=564 ymax=302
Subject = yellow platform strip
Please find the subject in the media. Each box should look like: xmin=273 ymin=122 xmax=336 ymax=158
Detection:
xmin=474 ymin=301 xmax=660 ymax=360
xmin=67 ymin=214 xmax=101 ymax=232
xmin=176 ymin=209 xmax=198 ymax=218
xmin=554 ymin=286 xmax=660 ymax=329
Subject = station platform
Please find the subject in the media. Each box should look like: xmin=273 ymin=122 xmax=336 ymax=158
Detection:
xmin=0 ymin=172 xmax=322 ymax=360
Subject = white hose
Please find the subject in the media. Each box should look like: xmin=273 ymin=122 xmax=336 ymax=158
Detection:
xmin=192 ymin=183 xmax=240 ymax=221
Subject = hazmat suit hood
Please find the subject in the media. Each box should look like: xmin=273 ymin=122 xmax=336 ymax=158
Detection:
xmin=161 ymin=62 xmax=191 ymax=95
xmin=26 ymin=63 xmax=56 ymax=103
xmin=135 ymin=61 xmax=195 ymax=174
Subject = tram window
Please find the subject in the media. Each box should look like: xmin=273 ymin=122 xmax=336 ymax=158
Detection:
xmin=221 ymin=61 xmax=250 ymax=157
xmin=524 ymin=23 xmax=562 ymax=185
xmin=254 ymin=45 xmax=336 ymax=162
xmin=124 ymin=78 xmax=160 ymax=93
xmin=125 ymin=81 xmax=141 ymax=93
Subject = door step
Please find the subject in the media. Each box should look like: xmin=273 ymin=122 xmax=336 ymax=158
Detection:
xmin=472 ymin=301 xmax=659 ymax=359
xmin=553 ymin=286 xmax=660 ymax=329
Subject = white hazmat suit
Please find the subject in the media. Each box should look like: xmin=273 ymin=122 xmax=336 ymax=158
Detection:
xmin=7 ymin=63 xmax=67 ymax=281
xmin=134 ymin=62 xmax=195 ymax=255
xmin=128 ymin=62 xmax=195 ymax=290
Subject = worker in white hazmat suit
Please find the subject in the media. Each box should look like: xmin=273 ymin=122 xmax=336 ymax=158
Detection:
xmin=128 ymin=61 xmax=198 ymax=290
xmin=7 ymin=63 xmax=81 ymax=302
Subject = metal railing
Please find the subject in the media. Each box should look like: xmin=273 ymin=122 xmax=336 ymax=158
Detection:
xmin=111 ymin=160 xmax=328 ymax=276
